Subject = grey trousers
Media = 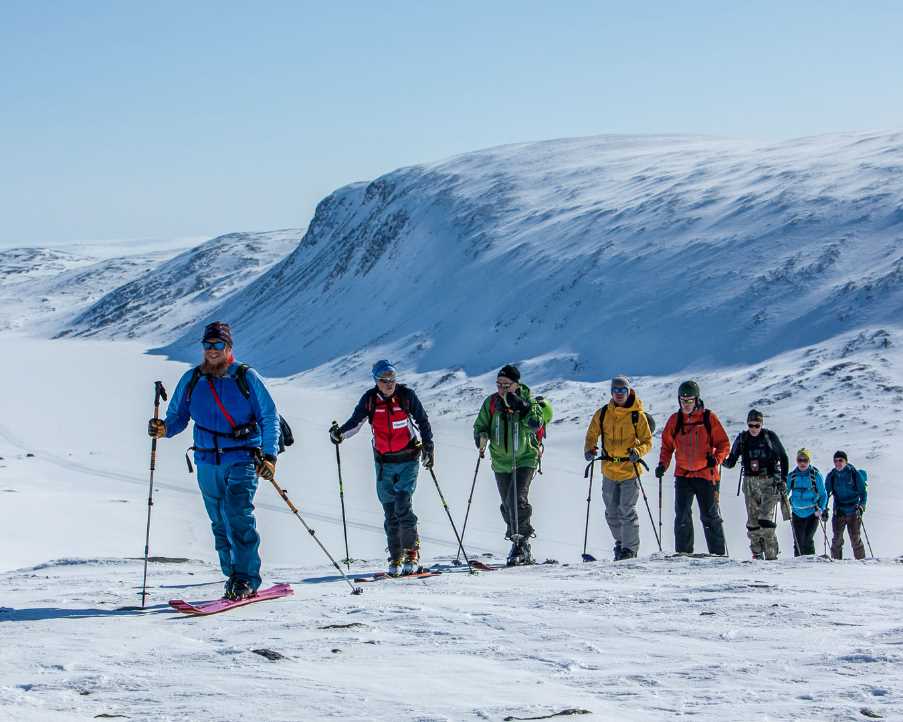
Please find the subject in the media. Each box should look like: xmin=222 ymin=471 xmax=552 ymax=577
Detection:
xmin=602 ymin=475 xmax=640 ymax=553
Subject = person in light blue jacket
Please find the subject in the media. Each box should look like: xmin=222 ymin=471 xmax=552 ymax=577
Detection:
xmin=147 ymin=321 xmax=280 ymax=600
xmin=786 ymin=448 xmax=827 ymax=556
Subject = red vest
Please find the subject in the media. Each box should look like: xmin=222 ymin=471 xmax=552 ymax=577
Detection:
xmin=371 ymin=394 xmax=414 ymax=454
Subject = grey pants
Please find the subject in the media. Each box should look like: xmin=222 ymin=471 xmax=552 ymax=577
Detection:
xmin=602 ymin=475 xmax=640 ymax=553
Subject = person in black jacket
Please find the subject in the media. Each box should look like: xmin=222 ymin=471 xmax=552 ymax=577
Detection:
xmin=723 ymin=409 xmax=789 ymax=560
xmin=329 ymin=361 xmax=434 ymax=576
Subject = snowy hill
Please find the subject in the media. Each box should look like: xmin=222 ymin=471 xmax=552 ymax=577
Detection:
xmin=56 ymin=229 xmax=300 ymax=342
xmin=0 ymin=247 xmax=170 ymax=334
xmin=158 ymin=131 xmax=903 ymax=381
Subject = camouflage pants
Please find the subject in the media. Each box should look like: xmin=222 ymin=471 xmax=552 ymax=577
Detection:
xmin=743 ymin=473 xmax=782 ymax=559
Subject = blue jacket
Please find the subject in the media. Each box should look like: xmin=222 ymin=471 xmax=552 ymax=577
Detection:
xmin=165 ymin=362 xmax=280 ymax=465
xmin=786 ymin=466 xmax=827 ymax=518
xmin=825 ymin=465 xmax=868 ymax=516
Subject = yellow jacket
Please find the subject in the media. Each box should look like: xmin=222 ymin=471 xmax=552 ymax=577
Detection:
xmin=584 ymin=392 xmax=654 ymax=481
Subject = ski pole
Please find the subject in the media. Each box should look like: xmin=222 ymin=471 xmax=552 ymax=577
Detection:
xmin=581 ymin=458 xmax=596 ymax=562
xmin=140 ymin=380 xmax=167 ymax=608
xmin=428 ymin=467 xmax=475 ymax=574
xmin=658 ymin=473 xmax=663 ymax=553
xmin=632 ymin=460 xmax=662 ymax=552
xmin=511 ymin=414 xmax=521 ymax=546
xmin=858 ymin=509 xmax=874 ymax=558
xmin=257 ymin=451 xmax=362 ymax=595
xmin=736 ymin=466 xmax=744 ymax=497
xmin=821 ymin=516 xmax=829 ymax=557
xmin=455 ymin=451 xmax=482 ymax=565
xmin=331 ymin=423 xmax=353 ymax=569
xmin=787 ymin=508 xmax=803 ymax=557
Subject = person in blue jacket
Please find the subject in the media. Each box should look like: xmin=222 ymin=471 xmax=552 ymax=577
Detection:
xmin=824 ymin=450 xmax=869 ymax=560
xmin=786 ymin=448 xmax=827 ymax=556
xmin=147 ymin=321 xmax=280 ymax=600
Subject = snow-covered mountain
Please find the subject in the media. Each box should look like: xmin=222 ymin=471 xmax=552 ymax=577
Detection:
xmin=157 ymin=131 xmax=903 ymax=381
xmin=0 ymin=247 xmax=170 ymax=334
xmin=56 ymin=229 xmax=300 ymax=342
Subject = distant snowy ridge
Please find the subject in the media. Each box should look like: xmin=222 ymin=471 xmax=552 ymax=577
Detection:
xmin=156 ymin=131 xmax=903 ymax=381
xmin=57 ymin=229 xmax=300 ymax=342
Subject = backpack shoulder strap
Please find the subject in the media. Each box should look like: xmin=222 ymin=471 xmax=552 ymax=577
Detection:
xmin=598 ymin=405 xmax=608 ymax=444
xmin=235 ymin=363 xmax=252 ymax=399
xmin=185 ymin=366 xmax=203 ymax=401
xmin=702 ymin=409 xmax=712 ymax=436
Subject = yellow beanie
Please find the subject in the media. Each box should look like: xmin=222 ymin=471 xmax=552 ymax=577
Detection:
xmin=796 ymin=448 xmax=813 ymax=461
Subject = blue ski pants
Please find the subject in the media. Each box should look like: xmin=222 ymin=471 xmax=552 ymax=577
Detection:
xmin=375 ymin=459 xmax=420 ymax=558
xmin=196 ymin=461 xmax=262 ymax=590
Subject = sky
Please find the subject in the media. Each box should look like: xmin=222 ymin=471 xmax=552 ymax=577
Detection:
xmin=2 ymin=0 xmax=902 ymax=246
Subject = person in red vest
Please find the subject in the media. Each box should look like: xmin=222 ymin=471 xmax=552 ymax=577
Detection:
xmin=330 ymin=361 xmax=434 ymax=576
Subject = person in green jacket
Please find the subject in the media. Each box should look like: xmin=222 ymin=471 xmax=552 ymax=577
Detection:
xmin=473 ymin=364 xmax=551 ymax=566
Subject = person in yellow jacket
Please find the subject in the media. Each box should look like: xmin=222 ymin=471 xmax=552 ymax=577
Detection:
xmin=583 ymin=375 xmax=654 ymax=560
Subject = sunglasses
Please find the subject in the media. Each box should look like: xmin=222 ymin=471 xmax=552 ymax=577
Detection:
xmin=796 ymin=458 xmax=810 ymax=463
xmin=747 ymin=423 xmax=761 ymax=429
xmin=833 ymin=458 xmax=845 ymax=463
xmin=679 ymin=396 xmax=696 ymax=403
xmin=376 ymin=376 xmax=396 ymax=384
xmin=496 ymin=382 xmax=513 ymax=390
xmin=611 ymin=386 xmax=629 ymax=395
xmin=202 ymin=340 xmax=227 ymax=350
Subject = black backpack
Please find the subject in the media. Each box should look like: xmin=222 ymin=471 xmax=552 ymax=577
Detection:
xmin=186 ymin=363 xmax=294 ymax=453
xmin=597 ymin=404 xmax=656 ymax=455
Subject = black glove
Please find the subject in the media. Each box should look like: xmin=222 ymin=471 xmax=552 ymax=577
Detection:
xmin=722 ymin=455 xmax=736 ymax=470
xmin=329 ymin=421 xmax=343 ymax=445
xmin=585 ymin=448 xmax=597 ymax=462
xmin=421 ymin=444 xmax=435 ymax=469
xmin=706 ymin=453 xmax=717 ymax=468
xmin=256 ymin=454 xmax=277 ymax=481
xmin=505 ymin=393 xmax=531 ymax=415
xmin=628 ymin=448 xmax=641 ymax=463
xmin=148 ymin=418 xmax=166 ymax=439
xmin=655 ymin=463 xmax=666 ymax=479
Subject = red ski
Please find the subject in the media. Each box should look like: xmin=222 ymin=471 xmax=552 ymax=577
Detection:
xmin=169 ymin=583 xmax=293 ymax=616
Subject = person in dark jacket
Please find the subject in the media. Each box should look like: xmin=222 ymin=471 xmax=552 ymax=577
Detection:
xmin=330 ymin=361 xmax=434 ymax=576
xmin=147 ymin=321 xmax=280 ymax=600
xmin=723 ymin=409 xmax=789 ymax=560
xmin=825 ymin=450 xmax=869 ymax=559
xmin=786 ymin=448 xmax=827 ymax=556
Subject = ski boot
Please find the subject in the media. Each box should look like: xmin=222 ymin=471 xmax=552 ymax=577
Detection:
xmin=618 ymin=548 xmax=637 ymax=560
xmin=613 ymin=541 xmax=623 ymax=561
xmin=519 ymin=540 xmax=534 ymax=565
xmin=401 ymin=547 xmax=421 ymax=576
xmin=387 ymin=555 xmax=404 ymax=577
xmin=752 ymin=552 xmax=765 ymax=560
xmin=223 ymin=575 xmax=236 ymax=599
xmin=227 ymin=579 xmax=255 ymax=601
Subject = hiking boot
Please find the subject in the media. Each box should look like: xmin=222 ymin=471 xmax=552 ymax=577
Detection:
xmin=387 ymin=556 xmax=403 ymax=577
xmin=401 ymin=547 xmax=420 ymax=576
xmin=223 ymin=575 xmax=236 ymax=599
xmin=618 ymin=548 xmax=637 ymax=560
xmin=227 ymin=579 xmax=255 ymax=601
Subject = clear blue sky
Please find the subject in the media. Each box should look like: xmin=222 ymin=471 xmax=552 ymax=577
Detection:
xmin=2 ymin=0 xmax=902 ymax=246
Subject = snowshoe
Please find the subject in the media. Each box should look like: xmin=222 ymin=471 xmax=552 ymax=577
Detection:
xmin=226 ymin=579 xmax=255 ymax=601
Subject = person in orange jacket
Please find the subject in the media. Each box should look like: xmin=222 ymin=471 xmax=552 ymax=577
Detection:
xmin=655 ymin=380 xmax=731 ymax=555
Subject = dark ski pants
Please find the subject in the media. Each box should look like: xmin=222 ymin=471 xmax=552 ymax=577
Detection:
xmin=831 ymin=512 xmax=865 ymax=560
xmin=196 ymin=461 xmax=262 ymax=591
xmin=495 ymin=466 xmax=535 ymax=540
xmin=674 ymin=476 xmax=726 ymax=555
xmin=376 ymin=460 xmax=419 ymax=559
xmin=791 ymin=513 xmax=819 ymax=556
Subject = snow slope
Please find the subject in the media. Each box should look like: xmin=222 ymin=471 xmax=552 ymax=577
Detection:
xmin=1 ymin=339 xmax=902 ymax=722
xmin=57 ymin=229 xmax=300 ymax=343
xmin=157 ymin=131 xmax=903 ymax=381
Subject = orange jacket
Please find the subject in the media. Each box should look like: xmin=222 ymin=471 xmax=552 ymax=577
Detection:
xmin=658 ymin=407 xmax=730 ymax=482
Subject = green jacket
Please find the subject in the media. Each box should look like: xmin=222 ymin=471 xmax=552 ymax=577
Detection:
xmin=473 ymin=384 xmax=551 ymax=473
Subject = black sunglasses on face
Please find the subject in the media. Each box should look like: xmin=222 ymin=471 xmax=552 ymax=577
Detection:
xmin=748 ymin=423 xmax=761 ymax=429
xmin=202 ymin=340 xmax=226 ymax=350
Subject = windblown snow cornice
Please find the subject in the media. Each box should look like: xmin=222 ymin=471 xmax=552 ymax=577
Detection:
xmin=158 ymin=131 xmax=903 ymax=380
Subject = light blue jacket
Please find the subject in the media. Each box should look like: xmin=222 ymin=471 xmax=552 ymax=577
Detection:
xmin=786 ymin=466 xmax=827 ymax=518
xmin=165 ymin=362 xmax=280 ymax=465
